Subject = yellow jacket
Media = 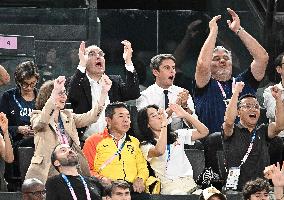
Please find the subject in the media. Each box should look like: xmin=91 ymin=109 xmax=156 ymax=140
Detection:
xmin=83 ymin=129 xmax=149 ymax=183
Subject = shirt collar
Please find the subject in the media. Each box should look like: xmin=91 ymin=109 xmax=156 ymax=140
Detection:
xmin=154 ymin=83 xmax=174 ymax=93
xmin=86 ymin=73 xmax=98 ymax=85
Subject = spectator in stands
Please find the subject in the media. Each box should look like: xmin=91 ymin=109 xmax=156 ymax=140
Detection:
xmin=136 ymin=54 xmax=197 ymax=132
xmin=68 ymin=40 xmax=140 ymax=141
xmin=0 ymin=61 xmax=39 ymax=149
xmin=0 ymin=65 xmax=10 ymax=85
xmin=105 ymin=180 xmax=131 ymax=200
xmin=194 ymin=8 xmax=268 ymax=177
xmin=199 ymin=186 xmax=226 ymax=200
xmin=0 ymin=112 xmax=14 ymax=191
xmin=22 ymin=178 xmax=46 ymax=200
xmin=83 ymin=102 xmax=150 ymax=200
xmin=0 ymin=61 xmax=39 ymax=189
xmin=263 ymin=52 xmax=284 ymax=162
xmin=222 ymin=82 xmax=284 ymax=191
xmin=264 ymin=162 xmax=284 ymax=200
xmin=46 ymin=143 xmax=104 ymax=199
xmin=242 ymin=178 xmax=270 ymax=200
xmin=138 ymin=104 xmax=208 ymax=194
xmin=25 ymin=75 xmax=111 ymax=184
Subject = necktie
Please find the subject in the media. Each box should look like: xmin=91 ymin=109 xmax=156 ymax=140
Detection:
xmin=163 ymin=90 xmax=169 ymax=109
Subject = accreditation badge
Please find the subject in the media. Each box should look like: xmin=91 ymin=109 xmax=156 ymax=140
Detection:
xmin=225 ymin=167 xmax=240 ymax=190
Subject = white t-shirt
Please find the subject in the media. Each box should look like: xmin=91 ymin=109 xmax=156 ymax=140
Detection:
xmin=141 ymin=129 xmax=195 ymax=181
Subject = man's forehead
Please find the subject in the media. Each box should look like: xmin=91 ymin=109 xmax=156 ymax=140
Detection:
xmin=113 ymin=107 xmax=129 ymax=115
xmin=212 ymin=49 xmax=230 ymax=57
xmin=86 ymin=45 xmax=102 ymax=53
xmin=241 ymin=97 xmax=258 ymax=104
xmin=55 ymin=144 xmax=70 ymax=152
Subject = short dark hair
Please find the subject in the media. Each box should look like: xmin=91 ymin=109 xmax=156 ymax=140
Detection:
xmin=237 ymin=94 xmax=257 ymax=109
xmin=150 ymin=54 xmax=176 ymax=70
xmin=105 ymin=180 xmax=130 ymax=197
xmin=274 ymin=52 xmax=284 ymax=69
xmin=14 ymin=60 xmax=39 ymax=86
xmin=242 ymin=178 xmax=270 ymax=200
xmin=105 ymin=102 xmax=129 ymax=119
xmin=50 ymin=144 xmax=62 ymax=172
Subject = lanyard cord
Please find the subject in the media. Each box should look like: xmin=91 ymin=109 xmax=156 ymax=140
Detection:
xmin=239 ymin=129 xmax=257 ymax=167
xmin=61 ymin=174 xmax=91 ymax=200
xmin=216 ymin=78 xmax=235 ymax=105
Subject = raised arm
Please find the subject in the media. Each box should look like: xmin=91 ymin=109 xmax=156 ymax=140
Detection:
xmin=227 ymin=8 xmax=268 ymax=81
xmin=147 ymin=109 xmax=168 ymax=158
xmin=195 ymin=15 xmax=221 ymax=88
xmin=223 ymin=82 xmax=244 ymax=138
xmin=264 ymin=163 xmax=284 ymax=200
xmin=268 ymin=86 xmax=284 ymax=138
xmin=0 ymin=112 xmax=14 ymax=163
xmin=0 ymin=65 xmax=10 ymax=85
xmin=169 ymin=104 xmax=209 ymax=141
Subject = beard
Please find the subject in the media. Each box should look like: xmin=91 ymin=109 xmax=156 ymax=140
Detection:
xmin=59 ymin=154 xmax=79 ymax=167
xmin=212 ymin=69 xmax=232 ymax=81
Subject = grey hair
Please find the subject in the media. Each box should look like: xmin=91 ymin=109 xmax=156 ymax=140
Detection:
xmin=22 ymin=178 xmax=44 ymax=193
xmin=213 ymin=46 xmax=232 ymax=60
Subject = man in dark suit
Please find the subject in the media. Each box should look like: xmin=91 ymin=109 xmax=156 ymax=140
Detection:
xmin=68 ymin=40 xmax=140 ymax=141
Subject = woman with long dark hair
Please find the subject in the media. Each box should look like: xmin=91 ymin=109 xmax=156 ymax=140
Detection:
xmin=138 ymin=104 xmax=209 ymax=195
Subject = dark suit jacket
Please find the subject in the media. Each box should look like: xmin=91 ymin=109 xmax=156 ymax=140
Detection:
xmin=67 ymin=69 xmax=140 ymax=136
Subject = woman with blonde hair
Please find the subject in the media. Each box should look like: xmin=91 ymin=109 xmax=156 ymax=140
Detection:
xmin=25 ymin=75 xmax=111 ymax=184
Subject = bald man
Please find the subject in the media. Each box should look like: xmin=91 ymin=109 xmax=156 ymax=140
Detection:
xmin=22 ymin=178 xmax=46 ymax=200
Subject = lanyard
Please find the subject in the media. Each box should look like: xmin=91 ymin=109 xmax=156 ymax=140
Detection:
xmin=61 ymin=174 xmax=91 ymax=200
xmin=239 ymin=129 xmax=257 ymax=167
xmin=13 ymin=94 xmax=24 ymax=110
xmin=166 ymin=144 xmax=171 ymax=163
xmin=99 ymin=139 xmax=127 ymax=172
xmin=216 ymin=77 xmax=235 ymax=106
xmin=55 ymin=115 xmax=69 ymax=144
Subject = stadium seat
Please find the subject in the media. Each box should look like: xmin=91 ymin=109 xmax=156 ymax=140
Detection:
xmin=18 ymin=147 xmax=34 ymax=181
xmin=185 ymin=149 xmax=205 ymax=181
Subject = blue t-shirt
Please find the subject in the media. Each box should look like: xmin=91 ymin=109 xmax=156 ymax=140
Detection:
xmin=193 ymin=69 xmax=259 ymax=134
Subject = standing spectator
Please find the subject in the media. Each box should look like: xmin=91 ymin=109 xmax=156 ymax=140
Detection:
xmin=105 ymin=180 xmax=131 ymax=200
xmin=0 ymin=65 xmax=10 ymax=85
xmin=138 ymin=104 xmax=208 ymax=194
xmin=242 ymin=178 xmax=270 ymax=200
xmin=46 ymin=144 xmax=104 ymax=200
xmin=83 ymin=102 xmax=150 ymax=200
xmin=22 ymin=178 xmax=46 ymax=200
xmin=194 ymin=8 xmax=268 ymax=176
xmin=136 ymin=54 xmax=197 ymax=132
xmin=25 ymin=75 xmax=111 ymax=184
xmin=68 ymin=40 xmax=140 ymax=141
xmin=222 ymin=82 xmax=284 ymax=190
xmin=0 ymin=112 xmax=14 ymax=191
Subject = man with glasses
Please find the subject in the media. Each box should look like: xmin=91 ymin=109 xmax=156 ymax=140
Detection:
xmin=193 ymin=8 xmax=269 ymax=180
xmin=222 ymin=82 xmax=284 ymax=191
xmin=22 ymin=178 xmax=46 ymax=200
xmin=68 ymin=40 xmax=140 ymax=142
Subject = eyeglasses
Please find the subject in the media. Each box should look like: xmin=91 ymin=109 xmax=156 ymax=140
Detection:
xmin=58 ymin=90 xmax=67 ymax=97
xmin=88 ymin=50 xmax=105 ymax=57
xmin=239 ymin=103 xmax=260 ymax=110
xmin=26 ymin=189 xmax=46 ymax=197
xmin=20 ymin=81 xmax=37 ymax=89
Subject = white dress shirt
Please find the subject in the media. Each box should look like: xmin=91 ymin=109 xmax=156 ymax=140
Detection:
xmin=77 ymin=64 xmax=134 ymax=139
xmin=136 ymin=83 xmax=197 ymax=130
xmin=263 ymin=82 xmax=284 ymax=137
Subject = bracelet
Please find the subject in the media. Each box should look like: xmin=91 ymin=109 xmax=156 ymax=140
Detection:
xmin=236 ymin=27 xmax=244 ymax=35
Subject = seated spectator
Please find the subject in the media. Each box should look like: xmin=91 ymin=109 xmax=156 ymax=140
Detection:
xmin=264 ymin=162 xmax=284 ymax=200
xmin=0 ymin=64 xmax=10 ymax=85
xmin=83 ymin=102 xmax=150 ymax=200
xmin=263 ymin=52 xmax=284 ymax=163
xmin=199 ymin=186 xmax=226 ymax=200
xmin=22 ymin=178 xmax=46 ymax=200
xmin=242 ymin=178 xmax=270 ymax=200
xmin=25 ymin=75 xmax=111 ymax=184
xmin=46 ymin=143 xmax=104 ymax=199
xmin=0 ymin=112 xmax=14 ymax=191
xmin=138 ymin=104 xmax=208 ymax=194
xmin=105 ymin=180 xmax=131 ymax=200
xmin=222 ymin=82 xmax=284 ymax=191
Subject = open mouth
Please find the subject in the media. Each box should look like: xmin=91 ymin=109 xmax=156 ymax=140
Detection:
xmin=95 ymin=61 xmax=102 ymax=68
xmin=168 ymin=75 xmax=174 ymax=80
xmin=249 ymin=113 xmax=257 ymax=119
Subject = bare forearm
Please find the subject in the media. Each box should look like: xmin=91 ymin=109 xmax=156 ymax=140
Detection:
xmin=3 ymin=132 xmax=14 ymax=163
xmin=184 ymin=113 xmax=208 ymax=135
xmin=274 ymin=186 xmax=284 ymax=200
xmin=224 ymin=92 xmax=239 ymax=126
xmin=154 ymin=127 xmax=167 ymax=155
xmin=274 ymin=98 xmax=284 ymax=131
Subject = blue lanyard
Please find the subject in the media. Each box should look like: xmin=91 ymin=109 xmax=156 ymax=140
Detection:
xmin=61 ymin=174 xmax=91 ymax=200
xmin=166 ymin=144 xmax=171 ymax=163
xmin=13 ymin=94 xmax=24 ymax=110
xmin=240 ymin=129 xmax=257 ymax=167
